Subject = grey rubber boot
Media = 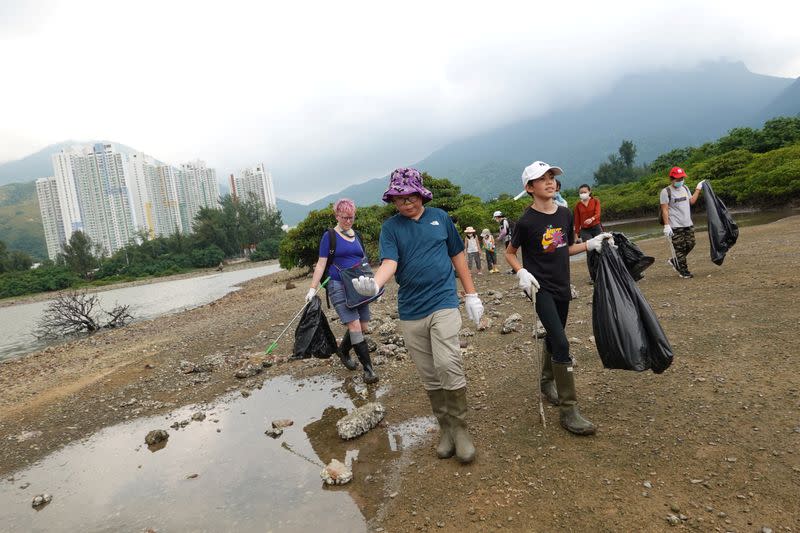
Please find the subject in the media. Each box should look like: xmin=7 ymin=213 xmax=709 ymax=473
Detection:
xmin=552 ymin=362 xmax=596 ymax=436
xmin=353 ymin=341 xmax=379 ymax=384
xmin=540 ymin=344 xmax=560 ymax=406
xmin=337 ymin=331 xmax=358 ymax=371
xmin=426 ymin=389 xmax=455 ymax=459
xmin=445 ymin=387 xmax=476 ymax=464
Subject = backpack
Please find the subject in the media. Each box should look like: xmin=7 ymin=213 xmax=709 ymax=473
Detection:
xmin=658 ymin=185 xmax=690 ymax=225
xmin=322 ymin=228 xmax=366 ymax=308
xmin=501 ymin=218 xmax=515 ymax=241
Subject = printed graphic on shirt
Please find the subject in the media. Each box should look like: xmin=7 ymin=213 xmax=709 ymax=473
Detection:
xmin=541 ymin=225 xmax=567 ymax=253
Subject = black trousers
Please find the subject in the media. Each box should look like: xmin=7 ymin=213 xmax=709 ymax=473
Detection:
xmin=535 ymin=290 xmax=571 ymax=363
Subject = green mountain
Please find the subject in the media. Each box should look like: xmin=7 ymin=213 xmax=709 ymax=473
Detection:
xmin=0 ymin=182 xmax=46 ymax=259
xmin=281 ymin=61 xmax=800 ymax=225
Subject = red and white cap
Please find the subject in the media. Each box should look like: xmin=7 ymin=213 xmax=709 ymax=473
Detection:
xmin=669 ymin=166 xmax=687 ymax=179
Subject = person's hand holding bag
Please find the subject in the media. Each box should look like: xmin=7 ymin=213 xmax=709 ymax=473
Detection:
xmin=586 ymin=232 xmax=615 ymax=253
xmin=304 ymin=288 xmax=316 ymax=303
xmin=352 ymin=275 xmax=379 ymax=297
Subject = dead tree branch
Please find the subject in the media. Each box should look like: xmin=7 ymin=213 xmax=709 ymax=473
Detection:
xmin=35 ymin=291 xmax=134 ymax=339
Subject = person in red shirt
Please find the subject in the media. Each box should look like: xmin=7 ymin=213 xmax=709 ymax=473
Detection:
xmin=573 ymin=184 xmax=602 ymax=281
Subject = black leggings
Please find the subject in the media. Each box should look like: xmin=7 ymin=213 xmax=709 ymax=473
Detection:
xmin=535 ymin=290 xmax=571 ymax=363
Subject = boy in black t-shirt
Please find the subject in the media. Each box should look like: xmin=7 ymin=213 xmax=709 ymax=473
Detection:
xmin=505 ymin=161 xmax=613 ymax=436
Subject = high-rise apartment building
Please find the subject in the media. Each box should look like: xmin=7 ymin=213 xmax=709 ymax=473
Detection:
xmin=51 ymin=149 xmax=84 ymax=239
xmin=176 ymin=160 xmax=218 ymax=233
xmin=232 ymin=163 xmax=276 ymax=210
xmin=35 ymin=177 xmax=66 ymax=260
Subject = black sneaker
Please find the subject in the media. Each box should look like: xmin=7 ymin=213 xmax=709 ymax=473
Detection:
xmin=679 ymin=270 xmax=693 ymax=279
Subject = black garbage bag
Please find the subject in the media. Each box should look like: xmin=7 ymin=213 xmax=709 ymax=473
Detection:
xmin=702 ymin=181 xmax=738 ymax=265
xmin=292 ymin=295 xmax=337 ymax=359
xmin=592 ymin=241 xmax=673 ymax=373
xmin=587 ymin=232 xmax=654 ymax=282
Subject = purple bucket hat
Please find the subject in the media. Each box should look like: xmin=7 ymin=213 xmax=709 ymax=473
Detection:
xmin=382 ymin=167 xmax=433 ymax=204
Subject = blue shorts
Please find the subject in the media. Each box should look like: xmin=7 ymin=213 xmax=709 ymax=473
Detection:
xmin=329 ymin=280 xmax=371 ymax=325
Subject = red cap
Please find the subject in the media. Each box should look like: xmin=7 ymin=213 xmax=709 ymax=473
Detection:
xmin=669 ymin=167 xmax=687 ymax=179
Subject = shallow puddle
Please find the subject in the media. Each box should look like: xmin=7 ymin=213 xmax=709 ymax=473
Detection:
xmin=0 ymin=374 xmax=424 ymax=532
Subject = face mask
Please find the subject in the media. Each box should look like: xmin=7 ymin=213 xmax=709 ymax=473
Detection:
xmin=579 ymin=192 xmax=590 ymax=201
xmin=672 ymin=180 xmax=684 ymax=188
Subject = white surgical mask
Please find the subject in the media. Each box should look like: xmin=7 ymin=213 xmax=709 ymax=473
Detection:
xmin=579 ymin=192 xmax=590 ymax=201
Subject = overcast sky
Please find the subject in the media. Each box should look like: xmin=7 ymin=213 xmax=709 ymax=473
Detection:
xmin=1 ymin=0 xmax=799 ymax=202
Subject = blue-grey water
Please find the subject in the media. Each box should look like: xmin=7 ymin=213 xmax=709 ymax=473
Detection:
xmin=0 ymin=263 xmax=281 ymax=361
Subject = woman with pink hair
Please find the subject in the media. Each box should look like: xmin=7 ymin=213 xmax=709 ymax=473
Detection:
xmin=306 ymin=198 xmax=378 ymax=383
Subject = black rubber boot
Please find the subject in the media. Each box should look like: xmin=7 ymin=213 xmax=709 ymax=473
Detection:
xmin=540 ymin=344 xmax=560 ymax=406
xmin=444 ymin=387 xmax=476 ymax=464
xmin=353 ymin=341 xmax=379 ymax=384
xmin=337 ymin=331 xmax=358 ymax=371
xmin=552 ymin=362 xmax=596 ymax=436
xmin=426 ymin=389 xmax=454 ymax=459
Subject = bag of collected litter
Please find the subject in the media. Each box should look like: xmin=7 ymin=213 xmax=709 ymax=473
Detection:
xmin=702 ymin=181 xmax=738 ymax=265
xmin=292 ymin=295 xmax=337 ymax=359
xmin=592 ymin=241 xmax=673 ymax=373
xmin=587 ymin=232 xmax=654 ymax=282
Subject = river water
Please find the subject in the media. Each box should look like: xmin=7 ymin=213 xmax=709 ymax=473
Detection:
xmin=0 ymin=263 xmax=282 ymax=362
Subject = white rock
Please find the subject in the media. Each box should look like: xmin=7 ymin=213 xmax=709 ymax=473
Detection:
xmin=320 ymin=459 xmax=353 ymax=485
xmin=336 ymin=402 xmax=386 ymax=440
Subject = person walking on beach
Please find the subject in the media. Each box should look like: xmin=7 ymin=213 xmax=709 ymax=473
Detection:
xmin=306 ymin=199 xmax=378 ymax=383
xmin=505 ymin=161 xmax=613 ymax=435
xmin=574 ymin=184 xmax=603 ymax=281
xmin=464 ymin=227 xmax=482 ymax=275
xmin=481 ymin=228 xmax=498 ymax=273
xmin=660 ymin=167 xmax=704 ymax=279
xmin=351 ymin=168 xmax=484 ymax=463
xmin=494 ymin=211 xmax=513 ymax=249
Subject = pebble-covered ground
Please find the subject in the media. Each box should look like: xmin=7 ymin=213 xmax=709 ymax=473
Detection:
xmin=1 ymin=217 xmax=799 ymax=532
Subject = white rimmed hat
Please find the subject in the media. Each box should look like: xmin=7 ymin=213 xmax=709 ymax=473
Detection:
xmin=464 ymin=226 xmax=476 ymax=233
xmin=521 ymin=161 xmax=563 ymax=187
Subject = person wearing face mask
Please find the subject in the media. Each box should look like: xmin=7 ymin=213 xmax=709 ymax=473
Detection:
xmin=660 ymin=167 xmax=704 ymax=279
xmin=506 ymin=161 xmax=613 ymax=435
xmin=573 ymin=184 xmax=602 ymax=281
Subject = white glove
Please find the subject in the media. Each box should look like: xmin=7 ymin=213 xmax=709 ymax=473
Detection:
xmin=516 ymin=268 xmax=539 ymax=298
xmin=586 ymin=232 xmax=614 ymax=253
xmin=695 ymin=180 xmax=705 ymax=191
xmin=304 ymin=288 xmax=316 ymax=303
xmin=464 ymin=293 xmax=484 ymax=326
xmin=663 ymin=225 xmax=673 ymax=237
xmin=351 ymin=275 xmax=379 ymax=297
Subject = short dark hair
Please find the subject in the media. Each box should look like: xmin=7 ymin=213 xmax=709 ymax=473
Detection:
xmin=578 ymin=183 xmax=592 ymax=192
xmin=555 ymin=178 xmax=562 ymax=190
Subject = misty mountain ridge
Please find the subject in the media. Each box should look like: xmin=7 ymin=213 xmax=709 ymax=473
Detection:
xmin=0 ymin=61 xmax=798 ymax=227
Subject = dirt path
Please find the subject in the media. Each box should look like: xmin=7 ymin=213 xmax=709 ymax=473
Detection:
xmin=2 ymin=218 xmax=799 ymax=531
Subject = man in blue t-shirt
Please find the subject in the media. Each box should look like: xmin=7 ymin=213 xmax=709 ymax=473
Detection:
xmin=351 ymin=168 xmax=484 ymax=464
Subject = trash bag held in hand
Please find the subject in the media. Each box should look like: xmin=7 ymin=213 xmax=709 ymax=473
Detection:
xmin=592 ymin=241 xmax=673 ymax=373
xmin=292 ymin=295 xmax=337 ymax=359
xmin=702 ymin=181 xmax=738 ymax=266
xmin=587 ymin=231 xmax=654 ymax=283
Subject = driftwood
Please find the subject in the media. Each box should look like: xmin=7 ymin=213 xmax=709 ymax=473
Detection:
xmin=35 ymin=291 xmax=133 ymax=339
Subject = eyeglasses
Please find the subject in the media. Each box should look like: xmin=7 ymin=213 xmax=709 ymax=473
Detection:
xmin=392 ymin=196 xmax=418 ymax=205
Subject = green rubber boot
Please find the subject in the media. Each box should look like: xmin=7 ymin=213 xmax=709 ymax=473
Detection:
xmin=540 ymin=344 xmax=560 ymax=406
xmin=445 ymin=387 xmax=476 ymax=464
xmin=552 ymin=362 xmax=596 ymax=436
xmin=426 ymin=389 xmax=455 ymax=459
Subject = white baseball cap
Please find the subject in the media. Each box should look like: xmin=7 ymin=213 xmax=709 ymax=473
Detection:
xmin=521 ymin=161 xmax=563 ymax=187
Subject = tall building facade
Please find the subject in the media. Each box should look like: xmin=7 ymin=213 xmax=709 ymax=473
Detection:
xmin=42 ymin=144 xmax=220 ymax=258
xmin=232 ymin=164 xmax=276 ymax=210
xmin=35 ymin=177 xmax=66 ymax=260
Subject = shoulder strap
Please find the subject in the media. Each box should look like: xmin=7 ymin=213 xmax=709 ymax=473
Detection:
xmin=683 ymin=185 xmax=691 ymax=196
xmin=323 ymin=228 xmax=337 ymax=308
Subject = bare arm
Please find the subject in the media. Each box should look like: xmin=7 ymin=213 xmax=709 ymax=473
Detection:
xmin=505 ymin=244 xmax=522 ymax=273
xmin=689 ymin=187 xmax=702 ymax=206
xmin=309 ymin=256 xmax=328 ymax=289
xmin=451 ymin=252 xmax=476 ymax=294
xmin=372 ymin=259 xmax=398 ymax=289
xmin=568 ymin=241 xmax=590 ymax=256
xmin=660 ymin=203 xmax=670 ymax=224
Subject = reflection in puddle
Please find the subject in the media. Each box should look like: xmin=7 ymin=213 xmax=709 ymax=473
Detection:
xmin=0 ymin=375 xmax=369 ymax=533
xmin=386 ymin=417 xmax=437 ymax=452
